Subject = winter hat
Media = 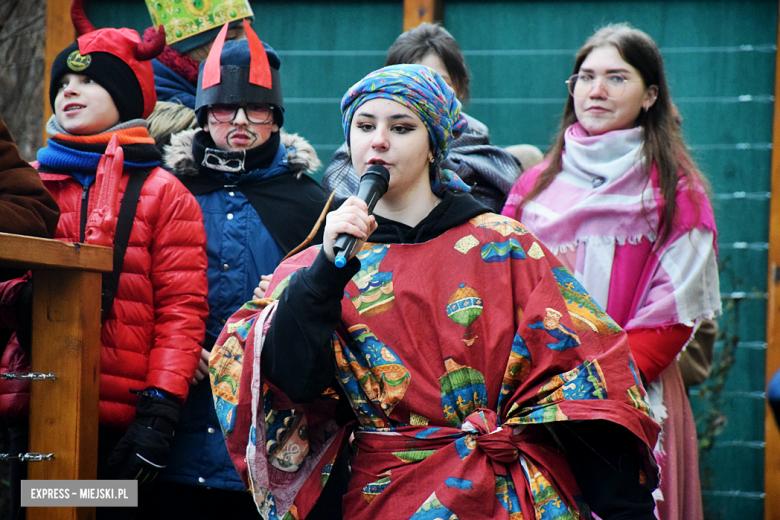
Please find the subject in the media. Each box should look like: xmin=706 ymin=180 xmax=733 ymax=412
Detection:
xmin=49 ymin=0 xmax=165 ymax=121
xmin=145 ymin=0 xmax=254 ymax=53
xmin=195 ymin=22 xmax=284 ymax=128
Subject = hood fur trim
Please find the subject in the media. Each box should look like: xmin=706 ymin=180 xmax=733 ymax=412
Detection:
xmin=164 ymin=129 xmax=321 ymax=178
xmin=147 ymin=101 xmax=198 ymax=149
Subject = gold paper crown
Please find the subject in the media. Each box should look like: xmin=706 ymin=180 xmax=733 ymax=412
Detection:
xmin=145 ymin=0 xmax=253 ymax=46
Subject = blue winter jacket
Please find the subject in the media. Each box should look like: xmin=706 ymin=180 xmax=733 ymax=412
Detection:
xmin=161 ymin=128 xmax=323 ymax=490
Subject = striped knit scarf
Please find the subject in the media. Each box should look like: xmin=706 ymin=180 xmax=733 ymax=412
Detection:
xmin=37 ymin=116 xmax=161 ymax=173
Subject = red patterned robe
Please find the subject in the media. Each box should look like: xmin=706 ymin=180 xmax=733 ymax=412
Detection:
xmin=209 ymin=213 xmax=659 ymax=520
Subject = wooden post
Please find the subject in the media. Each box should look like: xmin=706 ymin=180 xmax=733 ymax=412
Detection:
xmin=403 ymin=0 xmax=443 ymax=32
xmin=0 ymin=233 xmax=111 ymax=520
xmin=44 ymin=0 xmax=77 ymax=141
xmin=765 ymin=3 xmax=780 ymax=519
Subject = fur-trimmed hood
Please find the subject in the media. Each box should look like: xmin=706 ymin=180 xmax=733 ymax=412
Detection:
xmin=164 ymin=128 xmax=321 ymax=178
xmin=147 ymin=100 xmax=198 ymax=149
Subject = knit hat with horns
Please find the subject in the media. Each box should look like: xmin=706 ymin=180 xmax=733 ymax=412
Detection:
xmin=49 ymin=0 xmax=165 ymax=121
xmin=194 ymin=21 xmax=284 ymax=128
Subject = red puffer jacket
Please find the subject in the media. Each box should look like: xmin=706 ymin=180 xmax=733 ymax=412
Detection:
xmin=0 ymin=165 xmax=208 ymax=430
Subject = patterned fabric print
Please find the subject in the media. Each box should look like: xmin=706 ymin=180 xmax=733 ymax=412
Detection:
xmin=446 ymin=283 xmax=483 ymax=346
xmin=495 ymin=474 xmax=523 ymax=520
xmin=334 ymin=324 xmax=411 ymax=429
xmin=498 ymin=333 xmax=533 ymax=416
xmin=470 ymin=213 xmax=529 ymax=237
xmin=349 ymin=244 xmax=395 ymax=316
xmin=626 ymin=359 xmax=652 ymax=417
xmin=445 ymin=477 xmax=475 ymax=491
xmin=481 ymin=239 xmax=526 ymax=263
xmin=440 ymin=357 xmax=488 ymax=427
xmin=454 ymin=234 xmax=481 ymax=254
xmin=393 ymin=448 xmax=437 ymax=464
xmin=253 ymin=489 xmax=298 ymax=520
xmin=527 ymin=241 xmax=545 ymax=259
xmin=553 ymin=267 xmax=621 ymax=335
xmin=210 ymin=317 xmax=254 ymax=435
xmin=454 ymin=434 xmax=477 ymax=459
xmin=269 ymin=271 xmax=296 ymax=300
xmin=215 ymin=215 xmax=660 ymax=520
xmin=409 ymin=492 xmax=460 ymax=520
xmin=511 ymin=360 xmax=607 ymax=424
xmin=528 ymin=308 xmax=581 ymax=351
xmin=265 ymin=407 xmax=309 ymax=473
xmin=362 ymin=476 xmax=392 ymax=504
xmin=340 ymin=64 xmax=470 ymax=194
xmin=521 ymin=458 xmax=578 ymax=520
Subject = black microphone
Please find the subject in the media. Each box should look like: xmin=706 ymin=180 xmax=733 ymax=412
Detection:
xmin=333 ymin=164 xmax=390 ymax=268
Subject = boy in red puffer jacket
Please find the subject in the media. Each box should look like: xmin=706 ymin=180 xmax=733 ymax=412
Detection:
xmin=0 ymin=1 xmax=208 ymax=518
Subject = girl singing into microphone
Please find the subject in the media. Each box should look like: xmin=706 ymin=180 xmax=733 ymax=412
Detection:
xmin=208 ymin=64 xmax=661 ymax=520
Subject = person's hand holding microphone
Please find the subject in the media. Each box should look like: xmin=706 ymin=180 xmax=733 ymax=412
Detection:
xmin=323 ymin=164 xmax=389 ymax=266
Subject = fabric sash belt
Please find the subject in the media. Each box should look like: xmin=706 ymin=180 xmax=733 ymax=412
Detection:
xmin=352 ymin=408 xmax=561 ymax=519
xmin=355 ymin=408 xmax=529 ymax=466
xmin=464 ymin=409 xmax=521 ymax=465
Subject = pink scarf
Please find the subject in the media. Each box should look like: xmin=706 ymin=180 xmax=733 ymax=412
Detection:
xmin=502 ymin=123 xmax=720 ymax=329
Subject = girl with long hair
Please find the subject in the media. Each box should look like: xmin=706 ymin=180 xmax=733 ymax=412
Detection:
xmin=502 ymin=23 xmax=721 ymax=520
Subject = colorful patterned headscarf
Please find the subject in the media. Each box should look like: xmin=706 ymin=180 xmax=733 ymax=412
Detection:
xmin=341 ymin=64 xmax=471 ymax=194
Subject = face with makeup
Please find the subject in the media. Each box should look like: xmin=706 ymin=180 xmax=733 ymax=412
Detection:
xmin=204 ymin=105 xmax=279 ymax=151
xmin=572 ymin=45 xmax=658 ymax=135
xmin=349 ymin=97 xmax=432 ymax=202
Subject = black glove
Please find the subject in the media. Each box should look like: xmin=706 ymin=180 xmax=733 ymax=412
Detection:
xmin=107 ymin=389 xmax=180 ymax=484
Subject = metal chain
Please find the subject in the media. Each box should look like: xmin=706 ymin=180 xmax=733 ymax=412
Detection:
xmin=0 ymin=452 xmax=55 ymax=462
xmin=0 ymin=372 xmax=56 ymax=381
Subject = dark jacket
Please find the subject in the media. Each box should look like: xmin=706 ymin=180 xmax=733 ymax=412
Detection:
xmin=0 ymin=114 xmax=60 ymax=279
xmin=161 ymin=127 xmax=327 ymax=491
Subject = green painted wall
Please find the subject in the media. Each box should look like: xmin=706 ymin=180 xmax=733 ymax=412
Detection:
xmin=88 ymin=1 xmax=777 ymax=518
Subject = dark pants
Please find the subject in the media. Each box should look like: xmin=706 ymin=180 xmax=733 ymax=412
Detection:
xmin=135 ymin=447 xmax=351 ymax=520
xmin=137 ymin=482 xmax=261 ymax=519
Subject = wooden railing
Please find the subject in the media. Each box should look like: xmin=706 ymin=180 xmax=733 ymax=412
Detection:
xmin=0 ymin=232 xmax=112 ymax=520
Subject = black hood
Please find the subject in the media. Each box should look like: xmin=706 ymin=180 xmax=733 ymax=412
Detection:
xmin=370 ymin=191 xmax=490 ymax=244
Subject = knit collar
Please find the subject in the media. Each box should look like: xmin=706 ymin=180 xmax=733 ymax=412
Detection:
xmin=37 ymin=116 xmax=161 ymax=173
xmin=46 ymin=116 xmax=156 ymax=145
xmin=192 ymin=130 xmax=281 ymax=182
